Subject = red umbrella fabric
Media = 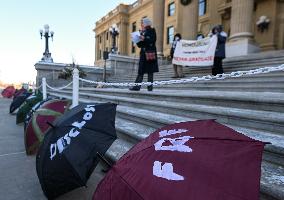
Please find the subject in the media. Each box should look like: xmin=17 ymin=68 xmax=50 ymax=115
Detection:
xmin=1 ymin=86 xmax=16 ymax=98
xmin=93 ymin=120 xmax=265 ymax=200
xmin=13 ymin=88 xmax=27 ymax=99
xmin=24 ymin=99 xmax=71 ymax=155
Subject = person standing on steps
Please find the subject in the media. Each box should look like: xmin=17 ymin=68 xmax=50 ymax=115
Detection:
xmin=129 ymin=18 xmax=159 ymax=91
xmin=170 ymin=33 xmax=184 ymax=79
xmin=211 ymin=25 xmax=227 ymax=76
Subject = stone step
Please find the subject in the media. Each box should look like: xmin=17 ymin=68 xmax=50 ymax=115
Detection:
xmin=109 ymin=69 xmax=284 ymax=80
xmin=49 ymin=92 xmax=284 ymax=200
xmin=74 ymin=88 xmax=284 ymax=113
xmin=53 ymin=90 xmax=284 ymax=135
xmin=50 ymin=91 xmax=284 ymax=164
xmin=108 ymin=71 xmax=284 ymax=88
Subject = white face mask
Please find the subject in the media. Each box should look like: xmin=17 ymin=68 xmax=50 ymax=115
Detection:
xmin=175 ymin=37 xmax=180 ymax=41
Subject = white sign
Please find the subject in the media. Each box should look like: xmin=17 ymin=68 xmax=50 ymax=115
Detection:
xmin=131 ymin=31 xmax=141 ymax=44
xmin=173 ymin=35 xmax=218 ymax=67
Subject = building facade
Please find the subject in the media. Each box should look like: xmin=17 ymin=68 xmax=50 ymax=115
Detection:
xmin=94 ymin=0 xmax=284 ymax=65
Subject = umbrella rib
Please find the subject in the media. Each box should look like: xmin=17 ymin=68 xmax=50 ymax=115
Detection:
xmin=112 ymin=170 xmax=145 ymax=200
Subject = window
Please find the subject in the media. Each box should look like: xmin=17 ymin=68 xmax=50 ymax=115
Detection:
xmin=167 ymin=26 xmax=174 ymax=44
xmin=199 ymin=0 xmax=206 ymax=16
xmin=99 ymin=50 xmax=102 ymax=59
xmin=99 ymin=35 xmax=102 ymax=43
xmin=106 ymin=32 xmax=109 ymax=40
xmin=132 ymin=22 xmax=137 ymax=53
xmin=132 ymin=42 xmax=136 ymax=53
xmin=168 ymin=2 xmax=175 ymax=16
xmin=132 ymin=22 xmax=137 ymax=32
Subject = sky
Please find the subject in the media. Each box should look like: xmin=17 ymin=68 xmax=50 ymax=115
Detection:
xmin=0 ymin=0 xmax=134 ymax=84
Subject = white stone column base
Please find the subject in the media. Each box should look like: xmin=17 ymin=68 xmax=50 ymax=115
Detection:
xmin=226 ymin=39 xmax=260 ymax=57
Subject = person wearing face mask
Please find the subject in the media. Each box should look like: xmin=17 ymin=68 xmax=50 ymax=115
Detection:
xmin=211 ymin=25 xmax=227 ymax=76
xmin=170 ymin=33 xmax=184 ymax=78
xmin=129 ymin=18 xmax=159 ymax=91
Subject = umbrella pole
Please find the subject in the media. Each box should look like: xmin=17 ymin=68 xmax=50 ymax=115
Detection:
xmin=46 ymin=121 xmax=55 ymax=129
xmin=96 ymin=152 xmax=112 ymax=168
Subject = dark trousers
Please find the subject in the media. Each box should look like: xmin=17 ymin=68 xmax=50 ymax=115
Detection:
xmin=212 ymin=57 xmax=224 ymax=76
xmin=133 ymin=73 xmax=154 ymax=90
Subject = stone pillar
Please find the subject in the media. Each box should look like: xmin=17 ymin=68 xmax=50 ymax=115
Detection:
xmin=177 ymin=0 xmax=199 ymax=40
xmin=226 ymin=0 xmax=260 ymax=57
xmin=95 ymin=36 xmax=99 ymax=62
xmin=153 ymin=0 xmax=165 ymax=55
xmin=118 ymin=20 xmax=128 ymax=55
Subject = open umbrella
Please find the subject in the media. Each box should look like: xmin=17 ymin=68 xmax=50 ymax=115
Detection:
xmin=13 ymin=88 xmax=27 ymax=99
xmin=24 ymin=99 xmax=71 ymax=155
xmin=9 ymin=92 xmax=32 ymax=113
xmin=36 ymin=103 xmax=117 ymax=199
xmin=1 ymin=86 xmax=16 ymax=98
xmin=93 ymin=120 xmax=266 ymax=200
xmin=16 ymin=91 xmax=43 ymax=124
xmin=24 ymin=97 xmax=52 ymax=131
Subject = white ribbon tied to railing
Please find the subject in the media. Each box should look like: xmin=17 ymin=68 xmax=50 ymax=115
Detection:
xmin=78 ymin=64 xmax=284 ymax=87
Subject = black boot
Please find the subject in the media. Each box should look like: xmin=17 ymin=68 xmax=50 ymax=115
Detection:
xmin=129 ymin=86 xmax=140 ymax=91
xmin=147 ymin=73 xmax=153 ymax=91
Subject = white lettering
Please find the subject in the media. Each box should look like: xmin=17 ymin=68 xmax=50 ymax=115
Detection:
xmin=159 ymin=129 xmax=188 ymax=138
xmin=63 ymin=134 xmax=71 ymax=145
xmin=85 ymin=105 xmax=95 ymax=112
xmin=153 ymin=161 xmax=184 ymax=181
xmin=72 ymin=121 xmax=86 ymax=129
xmin=57 ymin=138 xmax=65 ymax=153
xmin=49 ymin=104 xmax=97 ymax=160
xmin=154 ymin=136 xmax=194 ymax=153
xmin=83 ymin=112 xmax=92 ymax=121
xmin=68 ymin=128 xmax=80 ymax=138
xmin=50 ymin=144 xmax=57 ymax=160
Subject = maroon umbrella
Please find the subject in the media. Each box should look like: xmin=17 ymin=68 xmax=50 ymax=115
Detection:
xmin=13 ymin=88 xmax=27 ymax=99
xmin=1 ymin=86 xmax=16 ymax=98
xmin=24 ymin=99 xmax=71 ymax=155
xmin=93 ymin=120 xmax=265 ymax=200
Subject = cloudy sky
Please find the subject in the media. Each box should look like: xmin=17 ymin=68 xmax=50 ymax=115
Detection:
xmin=0 ymin=0 xmax=134 ymax=84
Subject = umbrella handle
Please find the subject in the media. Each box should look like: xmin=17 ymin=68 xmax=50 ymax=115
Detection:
xmin=96 ymin=152 xmax=112 ymax=168
xmin=46 ymin=121 xmax=55 ymax=129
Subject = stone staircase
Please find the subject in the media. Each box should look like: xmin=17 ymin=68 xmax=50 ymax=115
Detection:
xmin=109 ymin=50 xmax=284 ymax=87
xmin=47 ymin=51 xmax=284 ymax=200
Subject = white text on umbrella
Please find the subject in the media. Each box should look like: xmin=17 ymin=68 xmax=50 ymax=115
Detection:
xmin=154 ymin=136 xmax=194 ymax=153
xmin=50 ymin=105 xmax=96 ymax=160
xmin=153 ymin=161 xmax=184 ymax=181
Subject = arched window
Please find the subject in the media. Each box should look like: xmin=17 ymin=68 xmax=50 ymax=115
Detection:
xmin=199 ymin=0 xmax=206 ymax=16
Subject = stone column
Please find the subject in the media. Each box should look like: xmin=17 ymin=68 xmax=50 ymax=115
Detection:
xmin=177 ymin=0 xmax=199 ymax=40
xmin=118 ymin=20 xmax=128 ymax=55
xmin=226 ymin=0 xmax=259 ymax=57
xmin=95 ymin=36 xmax=99 ymax=62
xmin=153 ymin=0 xmax=165 ymax=55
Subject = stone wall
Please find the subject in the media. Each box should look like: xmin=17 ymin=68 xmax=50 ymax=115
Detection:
xmin=35 ymin=62 xmax=111 ymax=88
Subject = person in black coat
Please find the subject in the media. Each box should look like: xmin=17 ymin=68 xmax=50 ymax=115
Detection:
xmin=129 ymin=18 xmax=159 ymax=91
xmin=211 ymin=25 xmax=227 ymax=76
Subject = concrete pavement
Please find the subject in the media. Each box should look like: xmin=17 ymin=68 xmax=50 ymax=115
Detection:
xmin=0 ymin=97 xmax=103 ymax=200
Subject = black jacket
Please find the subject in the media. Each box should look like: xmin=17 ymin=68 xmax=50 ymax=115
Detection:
xmin=215 ymin=32 xmax=227 ymax=58
xmin=137 ymin=27 xmax=159 ymax=75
